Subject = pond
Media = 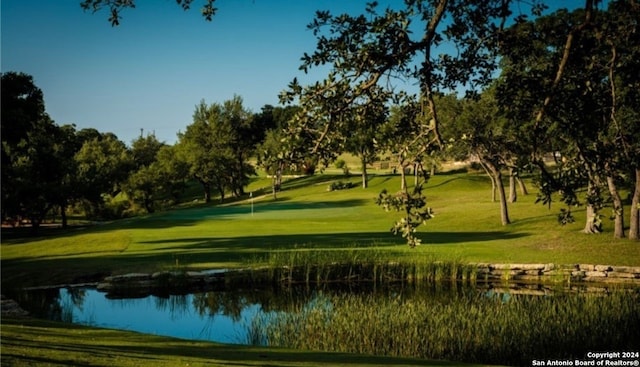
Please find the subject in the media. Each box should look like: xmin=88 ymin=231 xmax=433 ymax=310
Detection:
xmin=15 ymin=282 xmax=640 ymax=366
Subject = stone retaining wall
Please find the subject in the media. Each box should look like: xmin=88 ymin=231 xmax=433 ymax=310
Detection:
xmin=94 ymin=263 xmax=640 ymax=297
xmin=475 ymin=263 xmax=640 ymax=283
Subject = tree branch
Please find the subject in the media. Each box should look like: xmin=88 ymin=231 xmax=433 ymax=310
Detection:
xmin=532 ymin=0 xmax=594 ymax=157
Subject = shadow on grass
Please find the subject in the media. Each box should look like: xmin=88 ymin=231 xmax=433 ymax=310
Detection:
xmin=278 ymin=174 xmax=344 ymax=191
xmin=420 ymin=231 xmax=528 ymax=244
xmin=426 ymin=175 xmax=490 ymax=189
xmin=137 ymin=231 xmax=401 ymax=249
xmin=1 ymin=230 xmax=530 ymax=288
xmin=132 ymin=198 xmax=370 ymax=226
xmin=136 ymin=231 xmax=528 ymax=250
xmin=1 ymin=198 xmax=370 ymax=244
xmin=1 ymin=317 xmax=466 ymax=366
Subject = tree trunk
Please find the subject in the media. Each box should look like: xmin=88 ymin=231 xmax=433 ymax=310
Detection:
xmin=30 ymin=215 xmax=41 ymax=234
xmin=430 ymin=163 xmax=436 ymax=176
xmin=479 ymin=160 xmax=497 ymax=202
xmin=215 ymin=177 xmax=225 ymax=204
xmin=203 ymin=184 xmax=211 ymax=203
xmin=399 ymin=164 xmax=407 ymax=192
xmin=606 ymin=175 xmax=624 ymax=239
xmin=583 ymin=183 xmax=602 ymax=234
xmin=276 ymin=162 xmax=283 ymax=188
xmin=361 ymin=157 xmax=368 ymax=189
xmin=583 ymin=204 xmax=602 ymax=234
xmin=144 ymin=195 xmax=155 ymax=214
xmin=60 ymin=201 xmax=68 ymax=229
xmin=516 ymin=176 xmax=529 ymax=196
xmin=508 ymin=168 xmax=517 ymax=203
xmin=629 ymin=168 xmax=640 ymax=240
xmin=272 ymin=174 xmax=278 ymax=200
xmin=485 ymin=160 xmax=510 ymax=225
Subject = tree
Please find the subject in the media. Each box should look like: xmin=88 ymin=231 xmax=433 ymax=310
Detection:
xmin=124 ymin=133 xmax=166 ymax=213
xmin=279 ymin=1 xmax=546 ymax=246
xmin=256 ymin=129 xmax=288 ymax=200
xmin=50 ymin=124 xmax=84 ymax=228
xmin=221 ymin=96 xmax=257 ymax=198
xmin=599 ymin=0 xmax=640 ymax=240
xmin=74 ymin=133 xmax=133 ymax=218
xmin=498 ymin=1 xmax=639 ymax=239
xmin=254 ymin=105 xmax=300 ymax=199
xmin=153 ymin=144 xmax=191 ymax=204
xmin=178 ymin=101 xmax=231 ymax=203
xmin=2 ymin=72 xmax=46 ymax=223
xmin=178 ymin=97 xmax=254 ymax=203
xmin=1 ymin=72 xmax=76 ymax=230
xmin=375 ymin=96 xmax=436 ymax=247
xmin=343 ymin=92 xmax=388 ymax=189
xmin=380 ymin=97 xmax=433 ymax=192
xmin=447 ymin=89 xmax=514 ymax=225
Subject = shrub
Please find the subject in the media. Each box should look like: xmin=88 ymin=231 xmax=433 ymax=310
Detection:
xmin=328 ymin=181 xmax=356 ymax=191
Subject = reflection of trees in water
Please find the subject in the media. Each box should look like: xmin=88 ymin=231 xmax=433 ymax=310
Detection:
xmin=192 ymin=292 xmax=247 ymax=321
xmin=13 ymin=288 xmax=64 ymax=321
xmin=188 ymin=286 xmax=320 ymax=322
xmin=189 ymin=283 xmax=447 ymax=322
xmin=154 ymin=294 xmax=190 ymax=320
xmin=60 ymin=288 xmax=88 ymax=323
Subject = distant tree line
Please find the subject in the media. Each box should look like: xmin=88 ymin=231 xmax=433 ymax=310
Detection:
xmin=1 ymin=72 xmax=299 ymax=230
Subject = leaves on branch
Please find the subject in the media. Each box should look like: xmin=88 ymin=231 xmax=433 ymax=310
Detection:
xmin=375 ymin=185 xmax=434 ymax=248
xmin=80 ymin=0 xmax=217 ymax=26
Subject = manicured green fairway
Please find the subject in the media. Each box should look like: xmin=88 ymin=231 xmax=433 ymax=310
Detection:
xmin=2 ymin=172 xmax=639 ymax=289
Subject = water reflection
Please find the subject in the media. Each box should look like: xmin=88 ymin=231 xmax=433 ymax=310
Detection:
xmin=15 ymin=281 xmax=639 ymax=355
xmin=15 ymin=283 xmax=458 ymax=343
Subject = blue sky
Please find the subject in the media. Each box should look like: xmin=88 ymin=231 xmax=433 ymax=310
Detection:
xmin=2 ymin=1 xmax=586 ymax=146
xmin=2 ymin=0 xmax=376 ymax=145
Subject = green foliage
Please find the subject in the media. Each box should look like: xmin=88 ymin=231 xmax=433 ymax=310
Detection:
xmin=177 ymin=96 xmax=255 ymax=203
xmin=254 ymin=289 xmax=640 ymax=366
xmin=375 ymin=184 xmax=434 ymax=248
xmin=327 ymin=181 xmax=355 ymax=191
xmin=1 ymin=72 xmax=83 ymax=228
xmin=74 ymin=133 xmax=133 ymax=219
xmin=124 ymin=134 xmax=166 ymax=213
xmin=81 ymin=0 xmax=218 ymax=26
xmin=498 ymin=2 xmax=640 ymax=238
xmin=557 ymin=208 xmax=575 ymax=225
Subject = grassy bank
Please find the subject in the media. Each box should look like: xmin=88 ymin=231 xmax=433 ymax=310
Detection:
xmin=1 ymin=317 xmax=490 ymax=367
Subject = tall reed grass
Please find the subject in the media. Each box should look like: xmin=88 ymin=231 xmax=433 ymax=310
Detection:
xmin=248 ymin=287 xmax=640 ymax=366
xmin=247 ymin=246 xmax=477 ymax=286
